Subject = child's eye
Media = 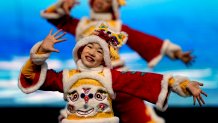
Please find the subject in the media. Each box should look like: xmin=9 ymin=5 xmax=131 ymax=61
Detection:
xmin=87 ymin=45 xmax=92 ymax=48
xmin=97 ymin=50 xmax=103 ymax=54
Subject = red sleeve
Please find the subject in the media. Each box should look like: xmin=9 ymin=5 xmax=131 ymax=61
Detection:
xmin=20 ymin=69 xmax=64 ymax=93
xmin=111 ymin=69 xmax=164 ymax=104
xmin=47 ymin=15 xmax=79 ymax=36
xmin=40 ymin=69 xmax=64 ymax=92
xmin=122 ymin=24 xmax=164 ymax=63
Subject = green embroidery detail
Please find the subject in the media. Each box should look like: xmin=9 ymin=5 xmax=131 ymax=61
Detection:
xmin=131 ymin=71 xmax=136 ymax=74
xmin=121 ymin=71 xmax=128 ymax=74
xmin=140 ymin=72 xmax=146 ymax=76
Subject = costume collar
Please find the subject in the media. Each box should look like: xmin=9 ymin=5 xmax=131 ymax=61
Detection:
xmin=76 ymin=59 xmax=104 ymax=73
xmin=90 ymin=10 xmax=113 ymax=21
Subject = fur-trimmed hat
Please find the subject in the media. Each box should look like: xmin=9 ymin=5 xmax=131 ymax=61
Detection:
xmin=89 ymin=0 xmax=126 ymax=20
xmin=73 ymin=22 xmax=128 ymax=68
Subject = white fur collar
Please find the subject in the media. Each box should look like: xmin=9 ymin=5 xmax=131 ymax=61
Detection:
xmin=76 ymin=59 xmax=104 ymax=73
xmin=90 ymin=9 xmax=113 ymax=21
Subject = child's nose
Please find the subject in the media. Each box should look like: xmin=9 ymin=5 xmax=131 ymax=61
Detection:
xmin=89 ymin=49 xmax=96 ymax=56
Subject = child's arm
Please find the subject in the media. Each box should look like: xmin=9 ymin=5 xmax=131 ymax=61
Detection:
xmin=18 ymin=29 xmax=66 ymax=93
xmin=40 ymin=0 xmax=80 ymax=35
xmin=121 ymin=25 xmax=194 ymax=68
xmin=111 ymin=70 xmax=207 ymax=111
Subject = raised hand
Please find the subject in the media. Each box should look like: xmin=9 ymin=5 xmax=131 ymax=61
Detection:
xmin=62 ymin=0 xmax=80 ymax=15
xmin=174 ymin=50 xmax=195 ymax=67
xmin=38 ymin=29 xmax=66 ymax=53
xmin=186 ymin=81 xmax=208 ymax=106
xmin=179 ymin=51 xmax=195 ymax=66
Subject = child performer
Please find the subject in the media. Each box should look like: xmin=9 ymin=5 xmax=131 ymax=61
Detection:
xmin=19 ymin=23 xmax=207 ymax=123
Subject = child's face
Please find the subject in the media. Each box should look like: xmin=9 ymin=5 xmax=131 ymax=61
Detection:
xmin=92 ymin=0 xmax=112 ymax=13
xmin=81 ymin=43 xmax=104 ymax=68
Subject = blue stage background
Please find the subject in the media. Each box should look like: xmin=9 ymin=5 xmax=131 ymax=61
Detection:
xmin=0 ymin=0 xmax=217 ymax=107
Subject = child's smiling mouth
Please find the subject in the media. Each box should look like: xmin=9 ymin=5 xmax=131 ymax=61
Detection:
xmin=85 ymin=56 xmax=95 ymax=62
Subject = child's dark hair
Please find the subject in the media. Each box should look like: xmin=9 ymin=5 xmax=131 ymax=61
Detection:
xmin=77 ymin=46 xmax=85 ymax=59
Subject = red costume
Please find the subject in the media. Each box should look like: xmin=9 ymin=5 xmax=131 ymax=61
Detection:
xmin=39 ymin=1 xmax=183 ymax=123
xmin=18 ymin=40 xmax=191 ymax=123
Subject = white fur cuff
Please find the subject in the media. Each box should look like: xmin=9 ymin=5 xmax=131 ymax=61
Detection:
xmin=30 ymin=41 xmax=50 ymax=65
xmin=18 ymin=63 xmax=48 ymax=94
xmin=171 ymin=76 xmax=191 ymax=97
xmin=147 ymin=39 xmax=170 ymax=68
xmin=164 ymin=39 xmax=181 ymax=59
xmin=40 ymin=0 xmax=66 ymax=19
xmin=156 ymin=74 xmax=172 ymax=112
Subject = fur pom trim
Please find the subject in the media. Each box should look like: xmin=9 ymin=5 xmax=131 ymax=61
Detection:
xmin=62 ymin=117 xmax=119 ymax=123
xmin=18 ymin=63 xmax=48 ymax=94
xmin=30 ymin=41 xmax=50 ymax=65
xmin=40 ymin=0 xmax=66 ymax=19
xmin=73 ymin=35 xmax=112 ymax=68
xmin=63 ymin=68 xmax=115 ymax=99
xmin=156 ymin=74 xmax=172 ymax=111
xmin=171 ymin=76 xmax=191 ymax=97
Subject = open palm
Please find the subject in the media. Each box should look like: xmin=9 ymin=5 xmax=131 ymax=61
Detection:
xmin=38 ymin=29 xmax=66 ymax=53
xmin=187 ymin=81 xmax=208 ymax=106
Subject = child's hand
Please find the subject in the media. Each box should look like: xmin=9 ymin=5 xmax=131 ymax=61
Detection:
xmin=38 ymin=29 xmax=66 ymax=53
xmin=186 ymin=81 xmax=208 ymax=106
xmin=62 ymin=0 xmax=80 ymax=15
xmin=174 ymin=50 xmax=195 ymax=66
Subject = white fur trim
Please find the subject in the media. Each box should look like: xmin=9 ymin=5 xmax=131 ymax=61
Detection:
xmin=40 ymin=8 xmax=65 ymax=19
xmin=75 ymin=17 xmax=98 ymax=41
xmin=60 ymin=108 xmax=67 ymax=118
xmin=146 ymin=105 xmax=165 ymax=123
xmin=77 ymin=59 xmax=104 ymax=73
xmin=164 ymin=39 xmax=182 ymax=59
xmin=115 ymin=66 xmax=129 ymax=71
xmin=111 ymin=59 xmax=125 ymax=67
xmin=75 ymin=17 xmax=122 ymax=41
xmin=147 ymin=40 xmax=170 ymax=68
xmin=62 ymin=117 xmax=119 ymax=123
xmin=40 ymin=0 xmax=66 ymax=19
xmin=103 ymin=68 xmax=115 ymax=99
xmin=73 ymin=35 xmax=112 ymax=68
xmin=111 ymin=0 xmax=120 ymax=19
xmin=147 ymin=39 xmax=181 ymax=68
xmin=156 ymin=74 xmax=172 ymax=111
xmin=18 ymin=63 xmax=48 ymax=94
xmin=90 ymin=10 xmax=113 ymax=21
xmin=30 ymin=41 xmax=50 ymax=65
xmin=111 ymin=59 xmax=128 ymax=71
xmin=171 ymin=76 xmax=191 ymax=97
xmin=62 ymin=68 xmax=115 ymax=99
